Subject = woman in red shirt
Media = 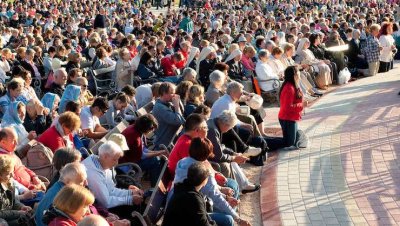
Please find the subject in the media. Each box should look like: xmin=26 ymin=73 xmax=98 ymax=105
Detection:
xmin=37 ymin=112 xmax=81 ymax=153
xmin=278 ymin=66 xmax=304 ymax=148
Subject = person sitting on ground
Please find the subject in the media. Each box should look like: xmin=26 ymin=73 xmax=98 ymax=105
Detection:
xmin=82 ymin=141 xmax=144 ymax=220
xmin=163 ymin=162 xmax=217 ymax=226
xmin=120 ymin=114 xmax=168 ymax=186
xmin=80 ymin=97 xmax=109 ymax=140
xmin=0 ymin=155 xmax=33 ymax=226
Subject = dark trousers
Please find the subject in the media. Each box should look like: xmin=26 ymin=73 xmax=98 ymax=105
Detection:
xmin=138 ymin=156 xmax=164 ymax=187
xmin=378 ymin=61 xmax=390 ymax=73
xmin=279 ymin=119 xmax=298 ymax=147
xmin=0 ymin=210 xmax=30 ymax=226
xmin=221 ymin=126 xmax=249 ymax=153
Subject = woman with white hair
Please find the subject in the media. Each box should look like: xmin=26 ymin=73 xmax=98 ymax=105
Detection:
xmin=255 ymin=49 xmax=280 ymax=92
xmin=296 ymin=38 xmax=332 ymax=90
xmin=197 ymin=46 xmax=217 ymax=88
xmin=205 ymin=70 xmax=226 ymax=107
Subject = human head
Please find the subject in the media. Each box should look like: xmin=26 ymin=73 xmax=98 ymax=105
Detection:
xmin=58 ymin=112 xmax=81 ymax=136
xmin=188 ymin=85 xmax=205 ymax=105
xmin=186 ymin=162 xmax=210 ymax=189
xmin=91 ymin=97 xmax=109 ymax=117
xmin=7 ymin=79 xmax=23 ymax=99
xmin=216 ymin=110 xmax=237 ymax=133
xmin=189 ymin=137 xmax=215 ymax=161
xmin=98 ymin=141 xmax=124 ymax=169
xmin=121 ymin=85 xmax=136 ymax=100
xmin=226 ymin=81 xmax=244 ymax=102
xmin=18 ymin=70 xmax=32 ymax=87
xmin=113 ymin=92 xmax=129 ymax=111
xmin=159 ymin=82 xmax=176 ymax=102
xmin=193 ymin=104 xmax=211 ymax=120
xmin=77 ymin=215 xmax=109 ymax=226
xmin=52 ymin=184 xmax=94 ymax=222
xmin=213 ymin=63 xmax=229 ymax=76
xmin=65 ymin=101 xmax=81 ymax=115
xmin=134 ymin=114 xmax=158 ymax=135
xmin=370 ymin=24 xmax=381 ymax=37
xmin=53 ymin=147 xmax=82 ymax=171
xmin=258 ymin=49 xmax=269 ymax=62
xmin=209 ymin=70 xmax=226 ymax=89
xmin=184 ymin=114 xmax=207 ymax=138
xmin=175 ymin=81 xmax=193 ymax=102
xmin=283 ymin=43 xmax=295 ymax=57
xmin=54 ymin=68 xmax=68 ymax=86
xmin=59 ymin=162 xmax=87 ymax=186
xmin=68 ymin=68 xmax=83 ymax=83
xmin=0 ymin=128 xmax=18 ymax=153
xmin=75 ymin=77 xmax=89 ymax=93
xmin=181 ymin=68 xmax=197 ymax=83
xmin=271 ymin=47 xmax=284 ymax=59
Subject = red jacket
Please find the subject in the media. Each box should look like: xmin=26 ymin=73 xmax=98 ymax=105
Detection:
xmin=278 ymin=83 xmax=303 ymax=121
xmin=167 ymin=134 xmax=192 ymax=176
xmin=175 ymin=50 xmax=188 ymax=69
xmin=37 ymin=126 xmax=74 ymax=153
xmin=161 ymin=55 xmax=178 ymax=77
xmin=48 ymin=217 xmax=77 ymax=226
xmin=120 ymin=125 xmax=143 ymax=163
xmin=0 ymin=149 xmax=37 ymax=189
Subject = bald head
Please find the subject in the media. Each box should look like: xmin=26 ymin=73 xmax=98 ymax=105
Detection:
xmin=77 ymin=215 xmax=108 ymax=226
xmin=0 ymin=127 xmax=17 ymax=152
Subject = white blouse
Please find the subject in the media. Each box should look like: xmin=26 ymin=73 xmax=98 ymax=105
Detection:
xmin=379 ymin=35 xmax=395 ymax=62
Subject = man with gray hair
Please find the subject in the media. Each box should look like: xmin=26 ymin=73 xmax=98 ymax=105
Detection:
xmin=82 ymin=141 xmax=144 ymax=219
xmin=35 ymin=162 xmax=88 ymax=226
xmin=49 ymin=68 xmax=68 ymax=97
xmin=207 ymin=110 xmax=261 ymax=193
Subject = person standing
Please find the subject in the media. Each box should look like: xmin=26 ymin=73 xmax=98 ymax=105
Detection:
xmin=364 ymin=24 xmax=382 ymax=76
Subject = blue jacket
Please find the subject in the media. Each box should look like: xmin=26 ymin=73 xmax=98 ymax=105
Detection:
xmin=35 ymin=181 xmax=65 ymax=226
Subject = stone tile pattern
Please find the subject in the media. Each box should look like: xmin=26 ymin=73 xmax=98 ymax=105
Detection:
xmin=261 ymin=64 xmax=400 ymax=226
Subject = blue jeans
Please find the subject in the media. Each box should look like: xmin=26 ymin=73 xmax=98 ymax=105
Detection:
xmin=138 ymin=156 xmax=164 ymax=186
xmin=279 ymin=119 xmax=298 ymax=147
xmin=225 ymin=178 xmax=240 ymax=200
xmin=209 ymin=213 xmax=234 ymax=226
xmin=160 ymin=76 xmax=179 ymax=83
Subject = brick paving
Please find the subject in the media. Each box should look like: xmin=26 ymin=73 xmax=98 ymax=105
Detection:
xmin=260 ymin=63 xmax=400 ymax=226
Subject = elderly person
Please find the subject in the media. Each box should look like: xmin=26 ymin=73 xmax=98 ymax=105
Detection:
xmin=37 ymin=112 xmax=81 ymax=153
xmin=255 ymin=49 xmax=281 ymax=92
xmin=185 ymin=47 xmax=200 ymax=69
xmin=0 ymin=128 xmax=45 ymax=191
xmin=177 ymin=67 xmax=198 ymax=84
xmin=49 ymin=68 xmax=68 ymax=97
xmin=364 ymin=24 xmax=382 ymax=76
xmin=16 ymin=70 xmax=39 ymax=104
xmin=267 ymin=47 xmax=286 ymax=78
xmin=225 ymin=49 xmax=246 ymax=81
xmin=35 ymin=162 xmax=87 ymax=226
xmin=76 ymin=77 xmax=94 ymax=106
xmin=296 ymin=38 xmax=332 ymax=90
xmin=23 ymin=99 xmax=52 ymax=135
xmin=41 ymin=93 xmax=60 ymax=120
xmin=152 ymin=82 xmax=186 ymax=149
xmin=58 ymin=84 xmax=81 ymax=114
xmin=205 ymin=70 xmax=226 ymax=107
xmin=20 ymin=48 xmax=42 ymax=79
xmin=346 ymin=29 xmax=368 ymax=70
xmin=82 ymin=141 xmax=144 ymax=219
xmin=115 ymin=48 xmax=134 ymax=90
xmin=207 ymin=110 xmax=261 ymax=192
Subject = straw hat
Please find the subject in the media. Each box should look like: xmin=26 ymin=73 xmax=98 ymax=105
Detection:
xmin=108 ymin=134 xmax=129 ymax=151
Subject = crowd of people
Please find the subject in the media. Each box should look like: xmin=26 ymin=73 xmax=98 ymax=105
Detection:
xmin=0 ymin=0 xmax=399 ymax=225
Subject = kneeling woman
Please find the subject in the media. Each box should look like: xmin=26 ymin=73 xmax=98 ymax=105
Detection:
xmin=278 ymin=66 xmax=304 ymax=148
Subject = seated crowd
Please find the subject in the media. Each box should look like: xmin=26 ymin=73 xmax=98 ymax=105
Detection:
xmin=0 ymin=0 xmax=398 ymax=225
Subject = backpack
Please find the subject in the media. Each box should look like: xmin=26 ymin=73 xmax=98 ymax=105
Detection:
xmin=296 ymin=130 xmax=308 ymax=149
xmin=21 ymin=142 xmax=55 ymax=180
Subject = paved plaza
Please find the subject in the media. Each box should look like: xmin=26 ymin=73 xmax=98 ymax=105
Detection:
xmin=260 ymin=63 xmax=400 ymax=226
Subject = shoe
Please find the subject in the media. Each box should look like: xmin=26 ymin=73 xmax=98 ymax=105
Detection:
xmin=312 ymin=88 xmax=324 ymax=96
xmin=243 ymin=147 xmax=262 ymax=157
xmin=242 ymin=184 xmax=261 ymax=194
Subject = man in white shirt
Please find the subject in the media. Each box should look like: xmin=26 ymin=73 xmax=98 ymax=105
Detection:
xmin=80 ymin=97 xmax=109 ymax=140
xmin=82 ymin=141 xmax=143 ymax=220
